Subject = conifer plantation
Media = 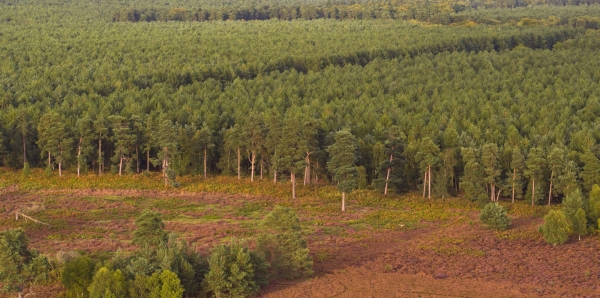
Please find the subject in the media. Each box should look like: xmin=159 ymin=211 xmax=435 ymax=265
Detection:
xmin=2 ymin=0 xmax=600 ymax=296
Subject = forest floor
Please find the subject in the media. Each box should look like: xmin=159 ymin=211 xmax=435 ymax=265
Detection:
xmin=1 ymin=179 xmax=599 ymax=297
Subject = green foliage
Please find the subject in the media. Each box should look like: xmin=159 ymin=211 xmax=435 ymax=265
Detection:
xmin=0 ymin=229 xmax=50 ymax=294
xmin=479 ymin=203 xmax=511 ymax=231
xmin=256 ymin=232 xmax=313 ymax=280
xmin=88 ymin=267 xmax=127 ymax=298
xmin=129 ymin=270 xmax=184 ymax=298
xmin=356 ymin=166 xmax=368 ymax=190
xmin=62 ymin=256 xmax=95 ymax=298
xmin=460 ymin=147 xmax=487 ymax=204
xmin=588 ymin=184 xmax=600 ymax=228
xmin=261 ymin=206 xmax=301 ymax=232
xmin=202 ymin=241 xmax=261 ymax=298
xmin=539 ymin=210 xmax=570 ymax=246
xmin=563 ymin=189 xmax=584 ymax=226
xmin=133 ymin=209 xmax=168 ymax=247
xmin=572 ymin=208 xmax=587 ymax=240
xmin=327 ymin=130 xmax=358 ymax=195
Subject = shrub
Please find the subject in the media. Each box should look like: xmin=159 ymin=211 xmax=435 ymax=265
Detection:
xmin=202 ymin=241 xmax=264 ymax=298
xmin=62 ymin=256 xmax=95 ymax=298
xmin=261 ymin=206 xmax=301 ymax=232
xmin=87 ymin=267 xmax=127 ymax=298
xmin=129 ymin=270 xmax=184 ymax=298
xmin=479 ymin=202 xmax=511 ymax=230
xmin=257 ymin=206 xmax=313 ymax=280
xmin=133 ymin=209 xmax=168 ymax=247
xmin=539 ymin=210 xmax=570 ymax=246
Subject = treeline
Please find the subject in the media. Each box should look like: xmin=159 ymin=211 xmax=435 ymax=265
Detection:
xmin=111 ymin=3 xmax=600 ymax=25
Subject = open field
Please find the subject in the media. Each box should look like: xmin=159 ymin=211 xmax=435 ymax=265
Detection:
xmin=1 ymin=172 xmax=599 ymax=297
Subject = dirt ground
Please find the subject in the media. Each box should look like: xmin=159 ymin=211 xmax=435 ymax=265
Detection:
xmin=1 ymin=188 xmax=599 ymax=298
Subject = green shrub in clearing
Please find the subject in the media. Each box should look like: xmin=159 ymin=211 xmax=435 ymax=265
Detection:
xmin=261 ymin=206 xmax=301 ymax=232
xmin=539 ymin=210 xmax=570 ymax=246
xmin=479 ymin=202 xmax=511 ymax=230
xmin=201 ymin=240 xmax=267 ymax=298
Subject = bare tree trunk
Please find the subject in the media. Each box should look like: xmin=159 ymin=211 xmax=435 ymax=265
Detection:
xmin=423 ymin=170 xmax=427 ymax=198
xmin=22 ymin=134 xmax=27 ymax=165
xmin=384 ymin=153 xmax=393 ymax=195
xmin=77 ymin=137 xmax=82 ymax=177
xmin=48 ymin=151 xmax=51 ymax=168
xmin=548 ymin=170 xmax=554 ymax=206
xmin=304 ymin=153 xmax=310 ymax=186
xmin=59 ymin=161 xmax=62 ymax=177
xmin=203 ymin=147 xmax=207 ymax=179
xmin=512 ymin=168 xmax=516 ymax=203
xmin=490 ymin=184 xmax=495 ymax=202
xmin=531 ymin=179 xmax=535 ymax=206
xmin=237 ymin=146 xmax=241 ymax=180
xmin=146 ymin=150 xmax=150 ymax=172
xmin=119 ymin=152 xmax=123 ymax=176
xmin=250 ymin=150 xmax=255 ymax=182
xmin=260 ymin=156 xmax=264 ymax=180
xmin=136 ymin=144 xmax=140 ymax=174
xmin=342 ymin=192 xmax=346 ymax=212
xmin=428 ymin=165 xmax=432 ymax=199
xmin=98 ymin=135 xmax=102 ymax=175
xmin=291 ymin=172 xmax=296 ymax=199
xmin=496 ymin=188 xmax=501 ymax=202
xmin=274 ymin=170 xmax=277 ymax=183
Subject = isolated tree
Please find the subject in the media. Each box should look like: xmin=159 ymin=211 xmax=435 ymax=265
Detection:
xmin=572 ymin=208 xmax=587 ymax=240
xmin=415 ymin=137 xmax=439 ymax=199
xmin=479 ymin=202 xmax=511 ymax=230
xmin=0 ymin=229 xmax=50 ymax=298
xmin=193 ymin=127 xmax=214 ymax=179
xmin=508 ymin=146 xmax=525 ymax=203
xmin=524 ymin=147 xmax=545 ymax=206
xmin=243 ymin=113 xmax=266 ymax=182
xmin=482 ymin=143 xmax=501 ymax=202
xmin=133 ymin=209 xmax=168 ymax=247
xmin=327 ymin=130 xmax=357 ymax=212
xmin=547 ymin=147 xmax=565 ymax=205
xmin=276 ymin=117 xmax=307 ymax=199
xmin=539 ymin=210 xmax=569 ymax=246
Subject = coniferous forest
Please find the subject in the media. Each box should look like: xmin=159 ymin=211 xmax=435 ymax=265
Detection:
xmin=2 ymin=0 xmax=600 ymax=296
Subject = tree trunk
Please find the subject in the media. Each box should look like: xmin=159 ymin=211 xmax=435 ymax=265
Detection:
xmin=136 ymin=144 xmax=140 ymax=174
xmin=291 ymin=172 xmax=296 ymax=199
xmin=428 ymin=165 xmax=432 ymax=199
xmin=146 ymin=150 xmax=150 ymax=172
xmin=250 ymin=150 xmax=255 ymax=182
xmin=531 ymin=178 xmax=535 ymax=206
xmin=260 ymin=156 xmax=264 ymax=180
xmin=496 ymin=189 xmax=501 ymax=201
xmin=490 ymin=184 xmax=495 ymax=202
xmin=512 ymin=168 xmax=516 ymax=203
xmin=237 ymin=146 xmax=241 ymax=180
xmin=423 ymin=170 xmax=427 ymax=198
xmin=48 ymin=151 xmax=51 ymax=168
xmin=342 ymin=192 xmax=346 ymax=212
xmin=203 ymin=147 xmax=207 ymax=179
xmin=119 ymin=152 xmax=123 ymax=176
xmin=384 ymin=153 xmax=393 ymax=195
xmin=98 ymin=135 xmax=102 ymax=175
xmin=274 ymin=169 xmax=277 ymax=183
xmin=77 ymin=137 xmax=82 ymax=177
xmin=58 ymin=147 xmax=62 ymax=177
xmin=22 ymin=134 xmax=27 ymax=165
xmin=548 ymin=170 xmax=554 ymax=206
xmin=304 ymin=153 xmax=310 ymax=186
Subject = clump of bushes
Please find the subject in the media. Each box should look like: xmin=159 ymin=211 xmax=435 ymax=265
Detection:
xmin=479 ymin=202 xmax=511 ymax=230
xmin=539 ymin=210 xmax=570 ymax=246
xmin=59 ymin=206 xmax=312 ymax=298
xmin=539 ymin=189 xmax=592 ymax=245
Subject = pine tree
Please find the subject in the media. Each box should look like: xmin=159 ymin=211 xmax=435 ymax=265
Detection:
xmin=37 ymin=112 xmax=71 ymax=177
xmin=580 ymin=151 xmax=600 ymax=192
xmin=415 ymin=137 xmax=440 ymax=199
xmin=482 ymin=143 xmax=501 ymax=202
xmin=243 ymin=113 xmax=266 ymax=182
xmin=87 ymin=268 xmax=127 ymax=298
xmin=276 ymin=117 xmax=307 ymax=199
xmin=133 ymin=209 xmax=168 ymax=247
xmin=547 ymin=147 xmax=565 ymax=205
xmin=508 ymin=146 xmax=525 ymax=203
xmin=94 ymin=118 xmax=108 ymax=175
xmin=376 ymin=125 xmax=405 ymax=195
xmin=460 ymin=147 xmax=487 ymax=204
xmin=76 ymin=116 xmax=95 ymax=177
xmin=524 ymin=147 xmax=545 ymax=206
xmin=327 ymin=130 xmax=357 ymax=212
xmin=193 ymin=126 xmax=214 ymax=179
xmin=558 ymin=160 xmax=579 ymax=196
xmin=157 ymin=115 xmax=178 ymax=186
xmin=108 ymin=115 xmax=135 ymax=176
